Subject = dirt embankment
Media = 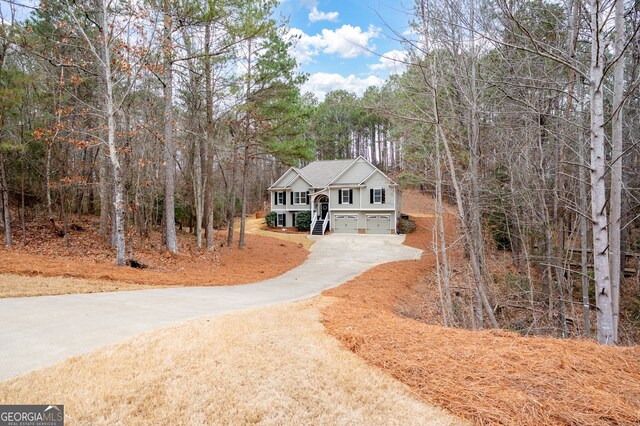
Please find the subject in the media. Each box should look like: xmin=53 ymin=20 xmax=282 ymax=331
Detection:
xmin=0 ymin=217 xmax=308 ymax=296
xmin=321 ymin=194 xmax=640 ymax=425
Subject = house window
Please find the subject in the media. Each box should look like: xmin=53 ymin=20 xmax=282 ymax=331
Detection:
xmin=293 ymin=191 xmax=307 ymax=205
xmin=341 ymin=190 xmax=350 ymax=204
xmin=277 ymin=213 xmax=285 ymax=227
xmin=338 ymin=189 xmax=352 ymax=205
xmin=373 ymin=188 xmax=383 ymax=204
xmin=276 ymin=191 xmax=285 ymax=205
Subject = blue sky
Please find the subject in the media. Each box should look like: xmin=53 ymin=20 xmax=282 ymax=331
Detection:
xmin=276 ymin=0 xmax=414 ymax=101
xmin=0 ymin=0 xmax=414 ymax=102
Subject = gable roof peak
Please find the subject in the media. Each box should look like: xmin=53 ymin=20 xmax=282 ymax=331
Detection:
xmin=298 ymin=158 xmax=354 ymax=187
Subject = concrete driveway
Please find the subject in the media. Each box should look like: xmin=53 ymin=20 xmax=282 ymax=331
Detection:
xmin=0 ymin=234 xmax=421 ymax=381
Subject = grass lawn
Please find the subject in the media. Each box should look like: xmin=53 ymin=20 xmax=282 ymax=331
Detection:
xmin=0 ymin=299 xmax=464 ymax=425
xmin=0 ymin=274 xmax=163 ymax=298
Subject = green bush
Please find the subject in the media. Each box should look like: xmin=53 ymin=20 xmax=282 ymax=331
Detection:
xmin=397 ymin=218 xmax=416 ymax=234
xmin=295 ymin=211 xmax=311 ymax=231
xmin=265 ymin=211 xmax=277 ymax=227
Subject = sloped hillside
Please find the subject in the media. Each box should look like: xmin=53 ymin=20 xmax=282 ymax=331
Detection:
xmin=321 ymin=190 xmax=640 ymax=425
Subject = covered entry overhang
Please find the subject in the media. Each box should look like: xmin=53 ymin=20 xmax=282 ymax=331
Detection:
xmin=309 ymin=189 xmax=329 ymax=235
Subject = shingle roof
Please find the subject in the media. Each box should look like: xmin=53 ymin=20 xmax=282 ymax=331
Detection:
xmin=298 ymin=159 xmax=354 ymax=187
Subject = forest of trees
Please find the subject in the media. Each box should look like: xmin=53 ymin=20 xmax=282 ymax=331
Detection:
xmin=1 ymin=0 xmax=640 ymax=345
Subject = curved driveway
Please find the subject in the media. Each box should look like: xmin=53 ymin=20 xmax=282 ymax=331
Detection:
xmin=0 ymin=234 xmax=421 ymax=381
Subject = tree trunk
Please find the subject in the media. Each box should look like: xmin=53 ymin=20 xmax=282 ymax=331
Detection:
xmin=0 ymin=149 xmax=12 ymax=246
xmin=589 ymin=0 xmax=615 ymax=344
xmin=239 ymin=142 xmax=249 ymax=249
xmin=226 ymin=151 xmax=237 ymax=247
xmin=98 ymin=145 xmax=110 ymax=236
xmin=45 ymin=142 xmax=53 ymax=218
xmin=163 ymin=3 xmax=178 ymax=253
xmin=60 ymin=188 xmax=69 ymax=247
xmin=239 ymin=38 xmax=252 ymax=250
xmin=578 ymin=101 xmax=591 ymax=338
xmin=204 ymin=23 xmax=215 ymax=250
xmin=99 ymin=0 xmax=125 ymax=265
xmin=438 ymin=124 xmax=499 ymax=328
xmin=467 ymin=0 xmax=490 ymax=328
xmin=20 ymin=165 xmax=26 ymax=245
xmin=435 ymin=134 xmax=453 ymax=325
xmin=609 ymin=0 xmax=625 ymax=343
xmin=181 ymin=30 xmax=204 ymax=249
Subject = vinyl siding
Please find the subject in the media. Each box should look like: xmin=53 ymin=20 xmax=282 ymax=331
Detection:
xmin=271 ymin=169 xmax=297 ymax=189
xmin=270 ymin=176 xmax=311 ymax=212
xmin=329 ymin=188 xmax=361 ymax=209
xmin=362 ymin=172 xmax=395 ymax=210
xmin=332 ymin=158 xmax=374 ymax=185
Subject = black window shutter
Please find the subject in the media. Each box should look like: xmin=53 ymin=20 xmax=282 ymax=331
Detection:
xmin=370 ymin=189 xmax=373 ymax=204
xmin=290 ymin=192 xmax=293 ymax=205
xmin=306 ymin=191 xmax=310 ymax=204
xmin=283 ymin=214 xmax=286 ymax=227
xmin=382 ymin=189 xmax=386 ymax=203
xmin=338 ymin=189 xmax=342 ymax=204
xmin=349 ymin=189 xmax=353 ymax=204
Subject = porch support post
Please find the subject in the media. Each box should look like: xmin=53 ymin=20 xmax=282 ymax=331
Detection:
xmin=310 ymin=194 xmax=315 ymax=219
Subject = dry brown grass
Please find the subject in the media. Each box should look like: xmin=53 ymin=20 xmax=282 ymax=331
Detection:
xmin=0 ymin=300 xmax=464 ymax=425
xmin=322 ymin=191 xmax=640 ymax=425
xmin=0 ymin=274 xmax=162 ymax=298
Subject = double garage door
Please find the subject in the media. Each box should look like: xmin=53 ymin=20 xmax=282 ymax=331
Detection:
xmin=333 ymin=214 xmax=391 ymax=234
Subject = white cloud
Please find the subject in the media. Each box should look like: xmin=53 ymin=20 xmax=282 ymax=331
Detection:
xmin=288 ymin=27 xmax=326 ymax=64
xmin=369 ymin=49 xmax=408 ymax=75
xmin=302 ymin=72 xmax=384 ymax=101
xmin=308 ymin=7 xmax=339 ymax=23
xmin=321 ymin=25 xmax=380 ymax=58
xmin=288 ymin=25 xmax=381 ymax=64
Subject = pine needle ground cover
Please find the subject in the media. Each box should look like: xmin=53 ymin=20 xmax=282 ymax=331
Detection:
xmin=322 ymin=214 xmax=640 ymax=425
xmin=0 ymin=217 xmax=309 ymax=297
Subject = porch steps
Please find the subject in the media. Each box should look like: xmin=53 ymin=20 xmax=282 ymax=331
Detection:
xmin=312 ymin=219 xmax=325 ymax=235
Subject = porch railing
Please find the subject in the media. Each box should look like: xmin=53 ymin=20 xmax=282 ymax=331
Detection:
xmin=310 ymin=213 xmax=318 ymax=235
xmin=322 ymin=217 xmax=329 ymax=235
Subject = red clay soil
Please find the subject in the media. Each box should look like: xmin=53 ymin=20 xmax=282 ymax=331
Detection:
xmin=0 ymin=217 xmax=308 ymax=287
xmin=322 ymin=214 xmax=640 ymax=425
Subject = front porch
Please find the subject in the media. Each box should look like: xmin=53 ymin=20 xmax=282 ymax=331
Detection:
xmin=310 ymin=192 xmax=330 ymax=235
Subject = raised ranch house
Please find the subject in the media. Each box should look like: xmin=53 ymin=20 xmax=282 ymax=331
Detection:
xmin=268 ymin=156 xmax=401 ymax=235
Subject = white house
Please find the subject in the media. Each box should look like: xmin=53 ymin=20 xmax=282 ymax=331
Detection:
xmin=268 ymin=156 xmax=401 ymax=235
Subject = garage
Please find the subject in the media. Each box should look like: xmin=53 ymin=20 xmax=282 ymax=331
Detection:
xmin=366 ymin=214 xmax=391 ymax=234
xmin=334 ymin=214 xmax=358 ymax=233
